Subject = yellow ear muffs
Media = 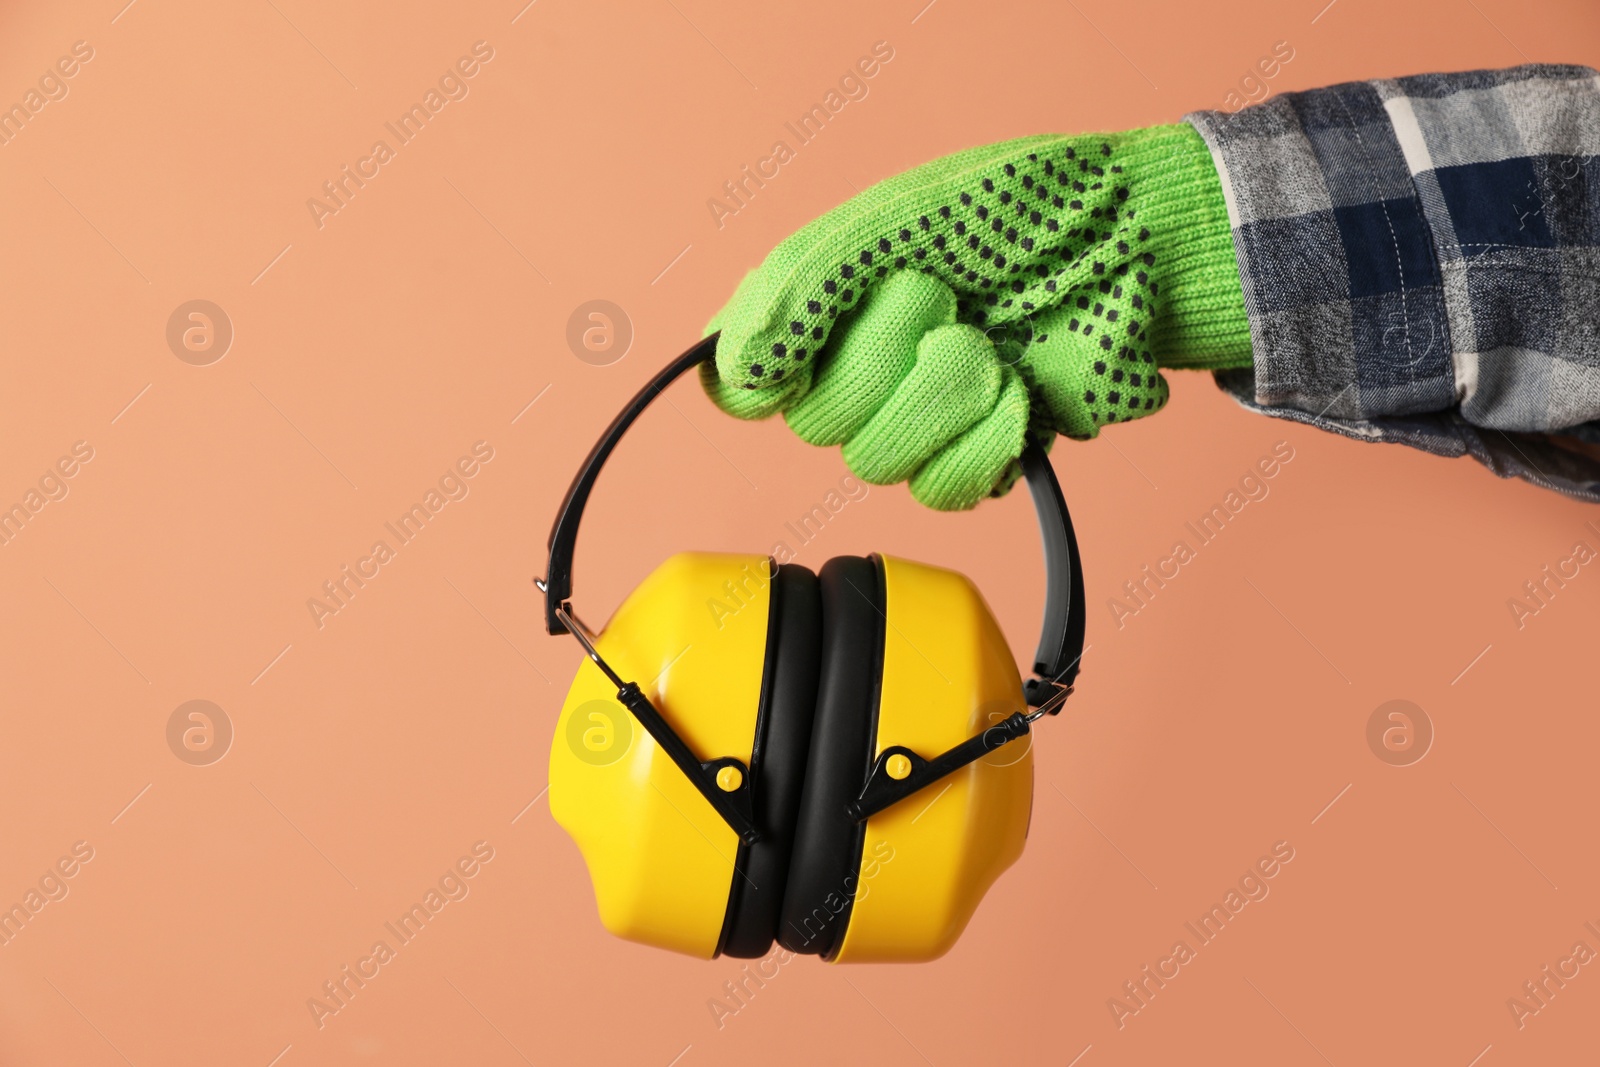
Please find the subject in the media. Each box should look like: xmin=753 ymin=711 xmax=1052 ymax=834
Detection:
xmin=540 ymin=334 xmax=1086 ymax=966
xmin=777 ymin=554 xmax=1033 ymax=963
xmin=550 ymin=550 xmax=1034 ymax=964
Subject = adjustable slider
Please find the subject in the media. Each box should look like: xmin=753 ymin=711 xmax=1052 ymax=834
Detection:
xmin=847 ymin=711 xmax=1033 ymax=823
xmin=611 ymin=680 xmax=760 ymax=846
xmin=553 ymin=603 xmax=760 ymax=844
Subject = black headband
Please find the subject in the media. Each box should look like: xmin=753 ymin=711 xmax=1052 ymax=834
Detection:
xmin=540 ymin=332 xmax=1086 ymax=708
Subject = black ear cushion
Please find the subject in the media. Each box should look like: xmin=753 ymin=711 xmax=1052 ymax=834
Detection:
xmin=716 ymin=562 xmax=822 ymax=958
xmin=777 ymin=555 xmax=884 ymax=958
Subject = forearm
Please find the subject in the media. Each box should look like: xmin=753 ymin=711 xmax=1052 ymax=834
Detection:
xmin=702 ymin=62 xmax=1600 ymax=508
xmin=1188 ymin=67 xmax=1599 ymax=414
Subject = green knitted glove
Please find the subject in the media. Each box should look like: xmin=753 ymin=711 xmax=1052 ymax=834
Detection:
xmin=702 ymin=123 xmax=1253 ymax=510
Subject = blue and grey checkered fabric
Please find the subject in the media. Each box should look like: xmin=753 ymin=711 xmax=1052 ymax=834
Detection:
xmin=1186 ymin=64 xmax=1600 ymax=502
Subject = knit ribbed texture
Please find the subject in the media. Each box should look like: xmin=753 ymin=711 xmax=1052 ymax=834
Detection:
xmin=703 ymin=124 xmax=1252 ymax=510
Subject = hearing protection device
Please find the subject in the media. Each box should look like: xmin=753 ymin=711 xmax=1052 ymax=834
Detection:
xmin=540 ymin=333 xmax=1086 ymax=963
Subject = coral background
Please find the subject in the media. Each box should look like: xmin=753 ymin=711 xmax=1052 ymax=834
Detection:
xmin=0 ymin=0 xmax=1596 ymax=1063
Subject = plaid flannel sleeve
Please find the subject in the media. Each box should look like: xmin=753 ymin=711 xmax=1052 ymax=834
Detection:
xmin=1185 ymin=64 xmax=1600 ymax=502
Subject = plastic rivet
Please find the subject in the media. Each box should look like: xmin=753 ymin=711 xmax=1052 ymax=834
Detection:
xmin=886 ymin=754 xmax=912 ymax=780
xmin=715 ymin=765 xmax=743 ymax=792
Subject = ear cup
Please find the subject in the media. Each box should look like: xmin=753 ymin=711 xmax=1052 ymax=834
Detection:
xmin=827 ymin=555 xmax=1035 ymax=963
xmin=551 ymin=553 xmax=787 ymax=957
xmin=777 ymin=555 xmax=885 ymax=958
xmin=716 ymin=563 xmax=822 ymax=958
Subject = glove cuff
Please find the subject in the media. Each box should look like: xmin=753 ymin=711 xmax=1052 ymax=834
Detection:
xmin=1118 ymin=125 xmax=1253 ymax=371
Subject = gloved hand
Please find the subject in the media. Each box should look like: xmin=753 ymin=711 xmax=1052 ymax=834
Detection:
xmin=702 ymin=123 xmax=1254 ymax=509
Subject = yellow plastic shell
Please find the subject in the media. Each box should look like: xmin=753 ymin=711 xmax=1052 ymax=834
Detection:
xmin=832 ymin=555 xmax=1034 ymax=963
xmin=549 ymin=552 xmax=773 ymax=958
